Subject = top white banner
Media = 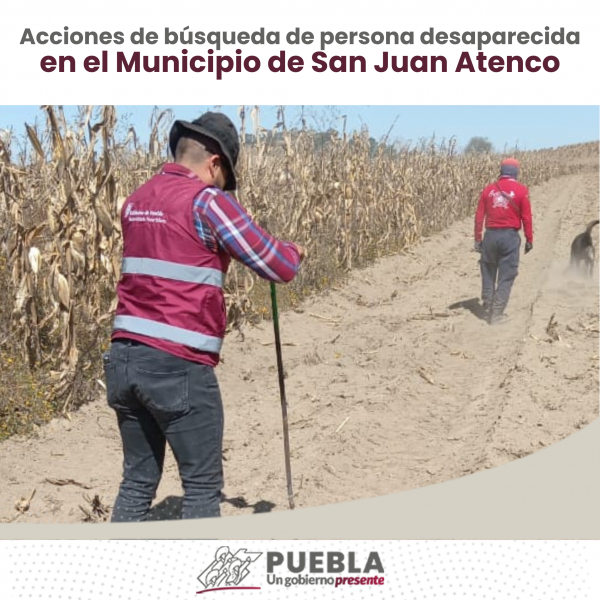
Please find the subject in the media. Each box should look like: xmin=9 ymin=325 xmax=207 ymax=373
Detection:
xmin=0 ymin=0 xmax=598 ymax=104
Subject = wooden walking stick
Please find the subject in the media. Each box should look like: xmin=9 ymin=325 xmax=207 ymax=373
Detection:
xmin=270 ymin=281 xmax=295 ymax=510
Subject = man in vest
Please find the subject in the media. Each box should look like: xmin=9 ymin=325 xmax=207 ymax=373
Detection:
xmin=474 ymin=158 xmax=533 ymax=324
xmin=104 ymin=112 xmax=306 ymax=521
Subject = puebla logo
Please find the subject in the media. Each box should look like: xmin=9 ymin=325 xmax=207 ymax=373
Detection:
xmin=197 ymin=547 xmax=263 ymax=594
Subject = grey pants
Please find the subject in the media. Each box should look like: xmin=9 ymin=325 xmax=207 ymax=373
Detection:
xmin=480 ymin=228 xmax=521 ymax=314
xmin=103 ymin=339 xmax=224 ymax=521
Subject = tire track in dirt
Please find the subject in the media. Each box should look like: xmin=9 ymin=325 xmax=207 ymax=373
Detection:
xmin=217 ymin=171 xmax=598 ymax=512
xmin=482 ymin=173 xmax=600 ymax=467
xmin=0 ymin=172 xmax=597 ymax=523
xmin=424 ymin=175 xmax=587 ymax=475
xmin=374 ymin=173 xmax=599 ymax=486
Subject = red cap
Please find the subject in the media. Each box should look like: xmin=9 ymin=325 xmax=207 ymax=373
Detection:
xmin=501 ymin=158 xmax=520 ymax=169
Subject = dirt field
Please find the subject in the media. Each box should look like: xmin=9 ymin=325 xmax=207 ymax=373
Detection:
xmin=1 ymin=172 xmax=598 ymax=524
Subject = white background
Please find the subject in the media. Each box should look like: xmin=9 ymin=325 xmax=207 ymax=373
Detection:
xmin=0 ymin=0 xmax=597 ymax=104
xmin=0 ymin=541 xmax=599 ymax=598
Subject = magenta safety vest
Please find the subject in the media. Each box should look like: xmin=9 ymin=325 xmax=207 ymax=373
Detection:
xmin=112 ymin=163 xmax=230 ymax=366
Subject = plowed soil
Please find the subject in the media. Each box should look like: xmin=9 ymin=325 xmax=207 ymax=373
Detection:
xmin=1 ymin=172 xmax=598 ymax=523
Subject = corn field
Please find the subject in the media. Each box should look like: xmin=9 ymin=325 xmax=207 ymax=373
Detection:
xmin=0 ymin=105 xmax=598 ymax=437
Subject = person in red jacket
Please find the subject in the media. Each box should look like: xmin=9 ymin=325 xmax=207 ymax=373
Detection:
xmin=103 ymin=112 xmax=306 ymax=521
xmin=474 ymin=158 xmax=533 ymax=324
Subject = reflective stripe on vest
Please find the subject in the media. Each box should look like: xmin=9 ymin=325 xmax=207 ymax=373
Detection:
xmin=113 ymin=315 xmax=223 ymax=354
xmin=122 ymin=257 xmax=224 ymax=287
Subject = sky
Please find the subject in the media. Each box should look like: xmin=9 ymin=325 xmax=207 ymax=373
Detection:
xmin=0 ymin=105 xmax=598 ymax=152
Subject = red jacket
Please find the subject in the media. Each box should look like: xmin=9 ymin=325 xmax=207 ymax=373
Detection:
xmin=112 ymin=165 xmax=230 ymax=367
xmin=474 ymin=176 xmax=533 ymax=243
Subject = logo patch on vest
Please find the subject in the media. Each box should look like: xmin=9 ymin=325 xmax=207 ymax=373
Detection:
xmin=125 ymin=203 xmax=168 ymax=224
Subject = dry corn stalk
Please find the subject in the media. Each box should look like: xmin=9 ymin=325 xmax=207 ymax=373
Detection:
xmin=1 ymin=105 xmax=597 ymax=414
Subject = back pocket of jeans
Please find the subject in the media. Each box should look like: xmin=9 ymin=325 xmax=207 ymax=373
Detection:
xmin=136 ymin=367 xmax=190 ymax=418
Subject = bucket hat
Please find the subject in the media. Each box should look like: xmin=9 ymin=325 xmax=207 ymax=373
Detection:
xmin=169 ymin=112 xmax=239 ymax=190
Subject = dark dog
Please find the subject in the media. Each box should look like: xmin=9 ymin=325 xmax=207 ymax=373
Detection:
xmin=570 ymin=219 xmax=599 ymax=277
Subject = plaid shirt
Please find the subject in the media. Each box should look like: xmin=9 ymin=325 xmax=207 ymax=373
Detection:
xmin=193 ymin=187 xmax=301 ymax=283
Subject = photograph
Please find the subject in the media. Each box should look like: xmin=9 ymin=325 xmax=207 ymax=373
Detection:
xmin=0 ymin=104 xmax=597 ymax=524
xmin=1 ymin=0 xmax=599 ymax=595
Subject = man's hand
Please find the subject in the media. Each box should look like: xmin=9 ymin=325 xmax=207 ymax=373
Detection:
xmin=474 ymin=241 xmax=482 ymax=253
xmin=525 ymin=242 xmax=533 ymax=254
xmin=294 ymin=243 xmax=307 ymax=262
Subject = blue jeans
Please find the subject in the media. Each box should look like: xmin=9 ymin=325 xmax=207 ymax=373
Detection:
xmin=480 ymin=228 xmax=521 ymax=314
xmin=103 ymin=340 xmax=224 ymax=521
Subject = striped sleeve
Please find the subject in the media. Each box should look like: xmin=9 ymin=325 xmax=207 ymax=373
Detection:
xmin=193 ymin=188 xmax=301 ymax=283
